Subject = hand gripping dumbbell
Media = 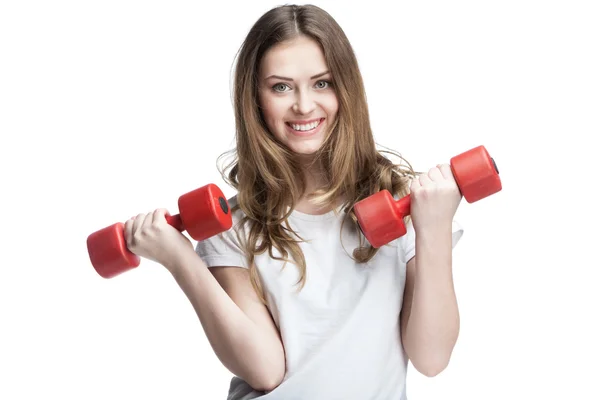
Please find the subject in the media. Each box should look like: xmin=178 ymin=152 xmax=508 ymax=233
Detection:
xmin=86 ymin=183 xmax=232 ymax=279
xmin=353 ymin=145 xmax=501 ymax=248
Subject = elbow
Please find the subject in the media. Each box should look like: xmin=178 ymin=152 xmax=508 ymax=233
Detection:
xmin=247 ymin=351 xmax=286 ymax=392
xmin=239 ymin=338 xmax=286 ymax=392
xmin=415 ymin=361 xmax=448 ymax=378
xmin=250 ymin=367 xmax=285 ymax=392
xmin=257 ymin=375 xmax=284 ymax=393
xmin=404 ymin=333 xmax=458 ymax=378
xmin=411 ymin=354 xmax=451 ymax=378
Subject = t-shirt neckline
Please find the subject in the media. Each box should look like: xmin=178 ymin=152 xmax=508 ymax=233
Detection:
xmin=288 ymin=205 xmax=346 ymax=221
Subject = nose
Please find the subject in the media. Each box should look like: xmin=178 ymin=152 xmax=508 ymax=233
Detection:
xmin=293 ymin=89 xmax=316 ymax=115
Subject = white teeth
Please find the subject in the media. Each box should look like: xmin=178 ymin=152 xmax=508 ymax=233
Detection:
xmin=290 ymin=120 xmax=320 ymax=131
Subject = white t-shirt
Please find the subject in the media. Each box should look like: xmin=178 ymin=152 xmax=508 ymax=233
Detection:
xmin=195 ymin=195 xmax=464 ymax=400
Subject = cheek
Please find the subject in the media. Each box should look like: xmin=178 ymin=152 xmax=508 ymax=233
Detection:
xmin=260 ymin=96 xmax=286 ymax=124
xmin=324 ymin=93 xmax=339 ymax=116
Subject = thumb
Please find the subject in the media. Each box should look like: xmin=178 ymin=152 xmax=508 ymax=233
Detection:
xmin=152 ymin=208 xmax=171 ymax=224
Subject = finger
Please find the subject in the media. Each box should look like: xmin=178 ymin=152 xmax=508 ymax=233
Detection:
xmin=410 ymin=174 xmax=421 ymax=191
xmin=438 ymin=163 xmax=454 ymax=180
xmin=152 ymin=208 xmax=169 ymax=225
xmin=124 ymin=218 xmax=134 ymax=245
xmin=132 ymin=213 xmax=146 ymax=234
xmin=418 ymin=172 xmax=432 ymax=186
xmin=142 ymin=211 xmax=154 ymax=231
xmin=427 ymin=166 xmax=444 ymax=182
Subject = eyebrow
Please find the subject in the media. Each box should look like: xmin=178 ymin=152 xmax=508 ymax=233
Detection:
xmin=265 ymin=71 xmax=330 ymax=81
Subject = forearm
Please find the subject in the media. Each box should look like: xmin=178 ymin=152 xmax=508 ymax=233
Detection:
xmin=167 ymin=250 xmax=283 ymax=391
xmin=404 ymin=224 xmax=460 ymax=375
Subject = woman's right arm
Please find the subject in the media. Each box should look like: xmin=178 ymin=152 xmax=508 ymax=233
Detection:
xmin=168 ymin=248 xmax=286 ymax=392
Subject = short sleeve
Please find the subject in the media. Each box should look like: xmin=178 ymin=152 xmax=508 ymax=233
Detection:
xmin=400 ymin=218 xmax=464 ymax=264
xmin=194 ymin=198 xmax=249 ymax=269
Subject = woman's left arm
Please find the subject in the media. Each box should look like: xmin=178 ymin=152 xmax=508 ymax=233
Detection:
xmin=399 ymin=163 xmax=462 ymax=377
xmin=400 ymin=224 xmax=459 ymax=377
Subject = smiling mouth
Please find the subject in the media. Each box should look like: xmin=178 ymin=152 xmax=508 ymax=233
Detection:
xmin=286 ymin=118 xmax=324 ymax=132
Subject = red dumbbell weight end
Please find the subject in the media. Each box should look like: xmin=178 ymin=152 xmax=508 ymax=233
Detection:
xmin=353 ymin=145 xmax=501 ymax=248
xmin=86 ymin=183 xmax=232 ymax=279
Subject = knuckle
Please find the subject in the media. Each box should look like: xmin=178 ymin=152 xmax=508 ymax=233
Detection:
xmin=151 ymin=221 xmax=162 ymax=231
xmin=412 ymin=186 xmax=424 ymax=197
xmin=128 ymin=235 xmax=139 ymax=248
xmin=132 ymin=232 xmax=142 ymax=242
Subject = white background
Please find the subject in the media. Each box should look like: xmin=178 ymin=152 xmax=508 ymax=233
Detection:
xmin=1 ymin=0 xmax=599 ymax=399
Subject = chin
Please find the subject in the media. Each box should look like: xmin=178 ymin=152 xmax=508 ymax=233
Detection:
xmin=289 ymin=143 xmax=324 ymax=156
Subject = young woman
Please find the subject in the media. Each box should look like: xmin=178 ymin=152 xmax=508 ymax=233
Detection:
xmin=124 ymin=4 xmax=464 ymax=399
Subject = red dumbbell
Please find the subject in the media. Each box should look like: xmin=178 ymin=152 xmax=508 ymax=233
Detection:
xmin=353 ymin=145 xmax=501 ymax=248
xmin=86 ymin=183 xmax=232 ymax=278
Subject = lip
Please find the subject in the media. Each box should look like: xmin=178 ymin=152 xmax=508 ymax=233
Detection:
xmin=286 ymin=118 xmax=323 ymax=125
xmin=285 ymin=118 xmax=325 ymax=137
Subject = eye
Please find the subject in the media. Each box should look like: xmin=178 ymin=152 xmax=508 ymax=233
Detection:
xmin=315 ymin=80 xmax=332 ymax=89
xmin=272 ymin=83 xmax=290 ymax=93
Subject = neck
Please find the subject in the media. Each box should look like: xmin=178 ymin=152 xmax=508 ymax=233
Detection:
xmin=295 ymin=154 xmax=325 ymax=196
xmin=292 ymin=156 xmax=348 ymax=215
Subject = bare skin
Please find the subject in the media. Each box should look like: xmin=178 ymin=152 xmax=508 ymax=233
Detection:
xmin=122 ymin=35 xmax=462 ymax=392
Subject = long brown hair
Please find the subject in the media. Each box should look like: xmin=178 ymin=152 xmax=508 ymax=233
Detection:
xmin=217 ymin=4 xmax=416 ymax=302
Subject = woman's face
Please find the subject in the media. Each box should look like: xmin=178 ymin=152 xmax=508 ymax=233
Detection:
xmin=258 ymin=35 xmax=339 ymax=156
